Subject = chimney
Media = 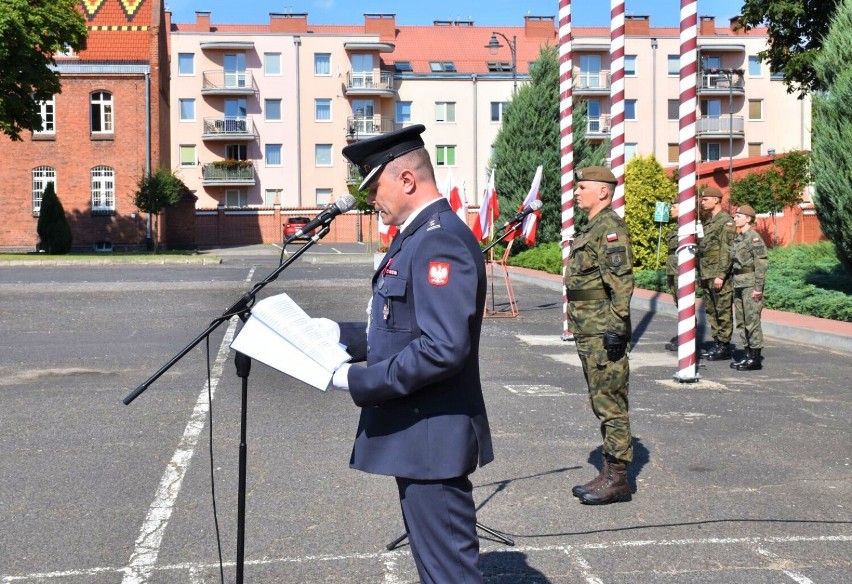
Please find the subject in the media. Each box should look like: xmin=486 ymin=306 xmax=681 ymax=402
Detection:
xmin=270 ymin=13 xmax=308 ymax=33
xmin=195 ymin=11 xmax=211 ymax=32
xmin=699 ymin=15 xmax=716 ymax=36
xmin=364 ymin=13 xmax=396 ymax=39
xmin=625 ymin=15 xmax=650 ymax=36
xmin=729 ymin=16 xmax=747 ymax=36
xmin=524 ymin=15 xmax=556 ymax=40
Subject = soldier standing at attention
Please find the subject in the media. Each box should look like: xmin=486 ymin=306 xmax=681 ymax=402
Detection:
xmin=566 ymin=166 xmax=635 ymax=505
xmin=665 ymin=202 xmax=680 ymax=351
xmin=697 ymin=187 xmax=736 ymax=360
xmin=730 ymin=205 xmax=769 ymax=371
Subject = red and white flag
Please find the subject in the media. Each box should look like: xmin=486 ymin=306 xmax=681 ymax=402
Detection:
xmin=441 ymin=169 xmax=468 ymax=224
xmin=473 ymin=169 xmax=499 ymax=242
xmin=520 ymin=165 xmax=543 ymax=246
xmin=378 ymin=213 xmax=397 ymax=247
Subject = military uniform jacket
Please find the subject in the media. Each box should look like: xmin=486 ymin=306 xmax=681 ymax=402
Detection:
xmin=666 ymin=227 xmax=678 ymax=277
xmin=564 ymin=207 xmax=634 ymax=336
xmin=338 ymin=198 xmax=494 ymax=481
xmin=731 ymin=229 xmax=768 ymax=291
xmin=698 ymin=210 xmax=735 ymax=281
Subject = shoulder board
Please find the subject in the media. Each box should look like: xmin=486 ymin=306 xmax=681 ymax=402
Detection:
xmin=752 ymin=236 xmax=761 ymax=243
xmin=426 ymin=215 xmax=442 ymax=231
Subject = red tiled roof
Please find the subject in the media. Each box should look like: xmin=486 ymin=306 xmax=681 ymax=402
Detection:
xmin=74 ymin=0 xmax=154 ymax=62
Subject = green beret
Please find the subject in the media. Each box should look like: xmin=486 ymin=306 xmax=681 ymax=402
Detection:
xmin=576 ymin=166 xmax=617 ymax=185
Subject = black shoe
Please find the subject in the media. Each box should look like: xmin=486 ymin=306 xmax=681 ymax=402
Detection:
xmin=706 ymin=342 xmax=732 ymax=361
xmin=735 ymin=348 xmax=763 ymax=370
xmin=731 ymin=348 xmax=751 ymax=368
xmin=665 ymin=341 xmax=677 ymax=351
xmin=701 ymin=341 xmax=720 ymax=357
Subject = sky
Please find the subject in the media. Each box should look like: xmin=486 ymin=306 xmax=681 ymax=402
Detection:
xmin=165 ymin=0 xmax=748 ymax=28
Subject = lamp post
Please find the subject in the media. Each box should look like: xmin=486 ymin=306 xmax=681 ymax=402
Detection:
xmin=713 ymin=67 xmax=744 ymax=199
xmin=486 ymin=32 xmax=517 ymax=94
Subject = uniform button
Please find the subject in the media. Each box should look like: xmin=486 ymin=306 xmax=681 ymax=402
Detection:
xmin=413 ymin=408 xmax=420 ymax=414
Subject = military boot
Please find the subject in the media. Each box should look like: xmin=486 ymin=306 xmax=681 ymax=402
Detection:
xmin=736 ymin=348 xmax=762 ymax=371
xmin=706 ymin=342 xmax=732 ymax=361
xmin=730 ymin=348 xmax=751 ymax=369
xmin=579 ymin=458 xmax=632 ymax=505
xmin=665 ymin=336 xmax=678 ymax=351
xmin=571 ymin=459 xmax=609 ymax=498
xmin=701 ymin=340 xmax=720 ymax=357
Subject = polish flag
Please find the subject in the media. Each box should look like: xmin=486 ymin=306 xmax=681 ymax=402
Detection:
xmin=505 ymin=165 xmax=543 ymax=246
xmin=378 ymin=213 xmax=397 ymax=247
xmin=441 ymin=169 xmax=468 ymax=224
xmin=472 ymin=169 xmax=499 ymax=242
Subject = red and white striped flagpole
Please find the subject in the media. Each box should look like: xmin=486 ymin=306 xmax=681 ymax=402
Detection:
xmin=559 ymin=0 xmax=575 ymax=340
xmin=676 ymin=0 xmax=700 ymax=382
xmin=609 ymin=0 xmax=626 ymax=217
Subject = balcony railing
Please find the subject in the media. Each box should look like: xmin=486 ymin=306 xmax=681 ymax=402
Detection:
xmin=587 ymin=115 xmax=611 ymax=136
xmin=201 ymin=70 xmax=256 ymax=94
xmin=201 ymin=163 xmax=255 ymax=185
xmin=696 ymin=115 xmax=745 ymax=135
xmin=346 ymin=116 xmax=396 ymax=140
xmin=574 ymin=71 xmax=611 ymax=92
xmin=346 ymin=71 xmax=395 ymax=94
xmin=201 ymin=116 xmax=255 ymax=140
xmin=346 ymin=163 xmax=361 ymax=185
xmin=698 ymin=71 xmax=745 ymax=93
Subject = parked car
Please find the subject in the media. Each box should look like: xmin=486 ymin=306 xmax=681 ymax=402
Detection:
xmin=283 ymin=216 xmax=313 ymax=241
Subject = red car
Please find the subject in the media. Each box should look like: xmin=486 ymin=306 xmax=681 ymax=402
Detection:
xmin=283 ymin=216 xmax=313 ymax=241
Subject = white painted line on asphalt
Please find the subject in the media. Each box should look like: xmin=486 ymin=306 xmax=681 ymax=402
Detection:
xmin=120 ymin=316 xmax=239 ymax=584
xmin=564 ymin=546 xmax=604 ymax=584
xmin=382 ymin=550 xmax=406 ymax=584
xmin=756 ymin=546 xmax=816 ymax=584
xmin=245 ymin=266 xmax=255 ymax=282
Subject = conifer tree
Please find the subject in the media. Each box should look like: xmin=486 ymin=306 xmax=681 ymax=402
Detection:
xmin=36 ymin=182 xmax=72 ymax=254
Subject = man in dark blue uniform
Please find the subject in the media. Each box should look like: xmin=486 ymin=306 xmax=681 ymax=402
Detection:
xmin=329 ymin=124 xmax=493 ymax=583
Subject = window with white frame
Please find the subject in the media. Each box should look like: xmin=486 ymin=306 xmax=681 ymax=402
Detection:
xmin=32 ymin=166 xmax=56 ymax=213
xmin=435 ymin=102 xmax=456 ymax=123
xmin=625 ymin=99 xmax=637 ymax=120
xmin=226 ymin=144 xmax=247 ymax=160
xmin=701 ymin=142 xmax=721 ymax=161
xmin=179 ymin=98 xmax=195 ymax=122
xmin=396 ymin=101 xmax=412 ymax=123
xmin=264 ymin=189 xmax=279 ymax=206
xmin=624 ymin=55 xmax=637 ymax=76
xmin=225 ymin=189 xmax=247 ymax=208
xmin=625 ymin=143 xmax=639 ymax=161
xmin=264 ymin=52 xmax=282 ymax=76
xmin=91 ymin=166 xmax=115 ymax=211
xmin=315 ymin=98 xmax=332 ymax=122
xmin=179 ymin=145 xmax=197 ymax=166
xmin=315 ymin=144 xmax=332 ymax=166
xmin=667 ymin=54 xmax=679 ymax=76
xmin=90 ymin=91 xmax=113 ymax=133
xmin=265 ymin=144 xmax=282 ymax=166
xmin=436 ymin=145 xmax=456 ymax=166
xmin=491 ymin=101 xmax=507 ymax=122
xmin=265 ymin=99 xmax=282 ymax=121
xmin=178 ymin=53 xmax=194 ymax=75
xmin=35 ymin=98 xmax=55 ymax=133
xmin=315 ymin=188 xmax=333 ymax=207
xmin=314 ymin=53 xmax=331 ymax=76
xmin=748 ymin=55 xmax=762 ymax=77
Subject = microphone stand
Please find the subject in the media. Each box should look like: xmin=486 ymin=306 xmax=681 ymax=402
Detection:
xmin=124 ymin=223 xmax=332 ymax=584
xmin=482 ymin=220 xmax=523 ymax=255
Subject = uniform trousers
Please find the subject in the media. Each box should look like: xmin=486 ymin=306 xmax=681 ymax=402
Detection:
xmin=701 ymin=277 xmax=734 ymax=343
xmin=396 ymin=474 xmax=482 ymax=584
xmin=733 ymin=286 xmax=764 ymax=349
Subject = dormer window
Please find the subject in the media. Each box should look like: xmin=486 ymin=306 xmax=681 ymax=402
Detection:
xmin=487 ymin=62 xmax=512 ymax=72
xmin=394 ymin=61 xmax=413 ymax=72
xmin=429 ymin=62 xmax=456 ymax=73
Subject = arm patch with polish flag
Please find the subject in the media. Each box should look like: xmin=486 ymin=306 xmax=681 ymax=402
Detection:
xmin=427 ymin=261 xmax=451 ymax=286
xmin=606 ymin=232 xmax=619 ymax=242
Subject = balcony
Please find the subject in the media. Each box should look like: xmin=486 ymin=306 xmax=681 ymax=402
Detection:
xmin=698 ymin=70 xmax=745 ymax=95
xmin=696 ymin=115 xmax=745 ymax=137
xmin=345 ymin=116 xmax=396 ymax=140
xmin=346 ymin=163 xmax=361 ymax=185
xmin=201 ymin=117 xmax=255 ymax=141
xmin=586 ymin=115 xmax=611 ymax=139
xmin=201 ymin=70 xmax=256 ymax=95
xmin=201 ymin=162 xmax=255 ymax=186
xmin=345 ymin=71 xmax=396 ymax=97
xmin=574 ymin=71 xmax=611 ymax=95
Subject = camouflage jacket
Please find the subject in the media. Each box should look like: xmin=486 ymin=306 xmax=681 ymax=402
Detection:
xmin=564 ymin=207 xmax=634 ymax=336
xmin=731 ymin=228 xmax=768 ymax=291
xmin=666 ymin=226 xmax=678 ymax=276
xmin=698 ymin=210 xmax=735 ymax=281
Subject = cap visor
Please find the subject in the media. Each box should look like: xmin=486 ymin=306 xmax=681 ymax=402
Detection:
xmin=359 ymin=163 xmax=384 ymax=191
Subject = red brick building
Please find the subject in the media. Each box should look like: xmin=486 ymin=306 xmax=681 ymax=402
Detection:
xmin=0 ymin=0 xmax=171 ymax=251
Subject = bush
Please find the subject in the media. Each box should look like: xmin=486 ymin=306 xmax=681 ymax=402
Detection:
xmin=36 ymin=182 xmax=72 ymax=254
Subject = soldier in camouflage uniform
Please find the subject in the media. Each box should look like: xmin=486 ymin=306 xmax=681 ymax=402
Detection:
xmin=665 ymin=202 xmax=680 ymax=351
xmin=697 ymin=187 xmax=736 ymax=360
xmin=565 ymin=166 xmax=634 ymax=505
xmin=730 ymin=205 xmax=768 ymax=371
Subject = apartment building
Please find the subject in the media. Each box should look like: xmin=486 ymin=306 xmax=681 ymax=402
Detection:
xmin=0 ymin=0 xmax=171 ymax=251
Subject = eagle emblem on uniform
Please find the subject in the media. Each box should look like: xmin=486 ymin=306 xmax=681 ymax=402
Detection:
xmin=428 ymin=261 xmax=451 ymax=286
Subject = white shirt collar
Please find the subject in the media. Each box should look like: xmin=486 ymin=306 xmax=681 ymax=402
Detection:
xmin=399 ymin=197 xmax=441 ymax=234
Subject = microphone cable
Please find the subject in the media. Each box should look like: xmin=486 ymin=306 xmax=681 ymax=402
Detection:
xmin=205 ymin=334 xmax=227 ymax=583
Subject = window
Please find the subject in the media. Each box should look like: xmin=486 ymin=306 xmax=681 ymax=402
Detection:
xmin=625 ymin=99 xmax=637 ymax=121
xmin=624 ymin=55 xmax=637 ymax=76
xmin=701 ymin=142 xmax=721 ymax=161
xmin=90 ymin=91 xmax=113 ymax=133
xmin=178 ymin=53 xmax=194 ymax=75
xmin=667 ymin=143 xmax=679 ymax=164
xmin=32 ymin=166 xmax=56 ymax=212
xmin=667 ymin=55 xmax=679 ymax=76
xmin=315 ymin=188 xmax=333 ymax=207
xmin=91 ymin=166 xmax=115 ymax=211
xmin=486 ymin=62 xmax=512 ymax=72
xmin=436 ymin=145 xmax=456 ymax=166
xmin=435 ymin=102 xmax=456 ymax=123
xmin=315 ymin=98 xmax=332 ymax=122
xmin=224 ymin=53 xmax=247 ymax=88
xmin=668 ymin=99 xmax=679 ymax=120
xmin=748 ymin=55 xmax=762 ymax=77
xmin=625 ymin=143 xmax=638 ymax=161
xmin=35 ymin=98 xmax=55 ymax=134
xmin=749 ymin=99 xmax=763 ymax=120
xmin=394 ymin=61 xmax=412 ymax=72
xmin=265 ymin=144 xmax=282 ymax=166
xmin=225 ymin=189 xmax=247 ymax=208
xmin=264 ymin=52 xmax=281 ymax=76
xmin=265 ymin=99 xmax=282 ymax=121
xmin=179 ymin=145 xmax=197 ymax=166
xmin=702 ymin=55 xmax=722 ymax=70
xmin=701 ymin=99 xmax=722 ymax=117
xmin=264 ymin=189 xmax=279 ymax=206
xmin=226 ymin=144 xmax=247 ymax=160
xmin=314 ymin=53 xmax=331 ymax=76
xmin=179 ymin=98 xmax=195 ymax=122
xmin=429 ymin=61 xmax=456 ymax=72
xmin=579 ymin=54 xmax=602 ymax=87
xmin=748 ymin=143 xmax=762 ymax=157
xmin=315 ymin=144 xmax=332 ymax=166
xmin=396 ymin=101 xmax=412 ymax=123
xmin=491 ymin=101 xmax=507 ymax=122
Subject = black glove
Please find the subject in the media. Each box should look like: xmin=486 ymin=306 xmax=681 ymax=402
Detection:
xmin=603 ymin=331 xmax=628 ymax=362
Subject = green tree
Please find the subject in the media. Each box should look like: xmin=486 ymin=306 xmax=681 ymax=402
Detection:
xmin=623 ymin=155 xmax=678 ymax=270
xmin=36 ymin=182 xmax=72 ymax=254
xmin=0 ymin=0 xmax=87 ymax=140
xmin=348 ymin=182 xmax=378 ymax=251
xmin=491 ymin=44 xmax=607 ymax=246
xmin=134 ymin=167 xmax=184 ymax=251
xmin=738 ymin=0 xmax=841 ymax=97
xmin=812 ymin=0 xmax=852 ymax=273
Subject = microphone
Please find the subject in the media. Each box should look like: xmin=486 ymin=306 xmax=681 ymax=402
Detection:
xmin=499 ymin=199 xmax=542 ymax=231
xmin=294 ymin=194 xmax=356 ymax=238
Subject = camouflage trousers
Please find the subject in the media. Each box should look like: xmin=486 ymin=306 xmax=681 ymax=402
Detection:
xmin=701 ymin=277 xmax=734 ymax=343
xmin=666 ymin=275 xmax=677 ymax=307
xmin=574 ymin=334 xmax=633 ymax=463
xmin=733 ymin=286 xmax=764 ymax=349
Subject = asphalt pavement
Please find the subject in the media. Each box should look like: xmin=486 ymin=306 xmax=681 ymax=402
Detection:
xmin=0 ymin=243 xmax=849 ymax=583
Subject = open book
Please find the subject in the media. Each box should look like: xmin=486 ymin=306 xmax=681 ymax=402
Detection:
xmin=230 ymin=293 xmax=351 ymax=390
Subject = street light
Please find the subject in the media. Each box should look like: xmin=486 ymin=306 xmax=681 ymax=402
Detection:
xmin=712 ymin=67 xmax=745 ymax=201
xmin=486 ymin=31 xmax=517 ymax=94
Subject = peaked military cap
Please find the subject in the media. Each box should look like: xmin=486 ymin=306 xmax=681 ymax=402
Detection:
xmin=736 ymin=204 xmax=756 ymax=218
xmin=576 ymin=165 xmax=617 ymax=185
xmin=342 ymin=124 xmax=427 ymax=190
xmin=700 ymin=186 xmax=723 ymax=198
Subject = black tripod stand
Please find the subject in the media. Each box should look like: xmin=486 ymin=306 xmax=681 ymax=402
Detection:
xmin=124 ymin=227 xmax=330 ymax=584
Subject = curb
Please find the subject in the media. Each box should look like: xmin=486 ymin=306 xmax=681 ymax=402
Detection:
xmin=0 ymin=257 xmax=221 ymax=266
